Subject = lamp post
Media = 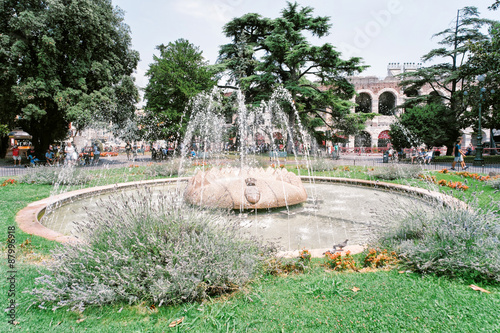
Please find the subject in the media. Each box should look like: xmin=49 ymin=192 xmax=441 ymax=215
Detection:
xmin=473 ymin=74 xmax=486 ymax=166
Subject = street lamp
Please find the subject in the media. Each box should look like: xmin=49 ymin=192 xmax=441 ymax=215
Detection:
xmin=473 ymin=74 xmax=486 ymax=166
xmin=471 ymin=75 xmax=496 ymax=166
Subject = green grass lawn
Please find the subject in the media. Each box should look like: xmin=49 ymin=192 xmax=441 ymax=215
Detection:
xmin=1 ymin=164 xmax=499 ymax=332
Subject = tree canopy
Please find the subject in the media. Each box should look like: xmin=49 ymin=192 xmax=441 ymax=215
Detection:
xmin=218 ymin=1 xmax=369 ymax=150
xmin=390 ymin=103 xmax=456 ymax=151
xmin=0 ymin=0 xmax=139 ymax=155
xmin=142 ymin=39 xmax=218 ymax=143
xmin=461 ymin=21 xmax=500 ymax=151
xmin=397 ymin=7 xmax=496 ymax=154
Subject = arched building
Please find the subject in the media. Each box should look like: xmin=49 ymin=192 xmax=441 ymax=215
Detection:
xmin=326 ymin=62 xmax=487 ymax=150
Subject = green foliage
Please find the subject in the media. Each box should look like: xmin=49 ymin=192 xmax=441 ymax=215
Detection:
xmin=398 ymin=7 xmax=497 ymax=154
xmin=264 ymin=256 xmax=310 ymax=275
xmin=143 ymin=159 xmax=183 ymax=177
xmin=30 ymin=189 xmax=275 ymax=311
xmin=218 ymin=2 xmax=367 ymax=146
xmin=462 ymin=22 xmax=500 ymax=152
xmin=19 ymin=166 xmax=92 ymax=185
xmin=369 ymin=165 xmax=422 ymax=181
xmin=309 ymin=158 xmax=338 ymax=172
xmin=323 ymin=251 xmax=357 ymax=271
xmin=377 ymin=205 xmax=500 ymax=283
xmin=142 ymin=39 xmax=218 ymax=142
xmin=1 ymin=169 xmax=500 ymax=332
xmin=487 ymin=177 xmax=500 ymax=189
xmin=0 ymin=0 xmax=139 ymax=153
xmin=390 ymin=103 xmax=457 ymax=150
xmin=0 ymin=123 xmax=9 ymax=136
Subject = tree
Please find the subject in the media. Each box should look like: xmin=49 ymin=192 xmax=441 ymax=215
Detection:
xmin=142 ymin=39 xmax=218 ymax=143
xmin=390 ymin=103 xmax=456 ymax=150
xmin=398 ymin=7 xmax=493 ymax=155
xmin=0 ymin=0 xmax=139 ymax=156
xmin=218 ymin=2 xmax=368 ymax=152
xmin=462 ymin=22 xmax=500 ymax=153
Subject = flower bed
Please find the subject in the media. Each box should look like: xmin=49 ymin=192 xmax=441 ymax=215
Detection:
xmin=100 ymin=151 xmax=119 ymax=157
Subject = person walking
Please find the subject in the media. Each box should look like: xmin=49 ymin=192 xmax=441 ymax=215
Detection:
xmin=125 ymin=141 xmax=132 ymax=160
xmin=451 ymin=138 xmax=467 ymax=170
xmin=93 ymin=142 xmax=100 ymax=165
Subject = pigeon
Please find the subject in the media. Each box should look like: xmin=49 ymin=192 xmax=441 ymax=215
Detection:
xmin=332 ymin=239 xmax=348 ymax=251
xmin=322 ymin=239 xmax=349 ymax=255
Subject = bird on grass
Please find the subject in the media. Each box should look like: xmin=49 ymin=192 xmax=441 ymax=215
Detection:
xmin=332 ymin=239 xmax=348 ymax=251
xmin=322 ymin=239 xmax=349 ymax=255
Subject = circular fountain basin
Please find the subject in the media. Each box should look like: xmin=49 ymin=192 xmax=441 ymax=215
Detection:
xmin=17 ymin=177 xmax=466 ymax=256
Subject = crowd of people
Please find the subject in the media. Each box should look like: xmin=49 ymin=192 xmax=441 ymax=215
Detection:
xmin=10 ymin=142 xmax=102 ymax=167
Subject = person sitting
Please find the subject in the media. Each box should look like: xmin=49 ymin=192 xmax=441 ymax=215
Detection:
xmin=410 ymin=147 xmax=418 ymax=164
xmin=28 ymin=147 xmax=40 ymax=166
xmin=45 ymin=149 xmax=54 ymax=165
xmin=424 ymin=149 xmax=433 ymax=164
xmin=12 ymin=145 xmax=21 ymax=167
xmin=465 ymin=143 xmax=473 ymax=156
xmin=54 ymin=147 xmax=61 ymax=166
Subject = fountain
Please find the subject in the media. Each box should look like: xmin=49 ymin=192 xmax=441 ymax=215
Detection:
xmin=180 ymin=87 xmax=311 ymax=210
xmin=184 ymin=167 xmax=307 ymax=209
xmin=16 ymin=87 xmax=467 ymax=253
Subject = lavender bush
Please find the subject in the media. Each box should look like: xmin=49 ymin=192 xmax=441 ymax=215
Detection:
xmin=19 ymin=165 xmax=91 ymax=185
xmin=377 ymin=205 xmax=500 ymax=283
xmin=143 ymin=158 xmax=183 ymax=177
xmin=309 ymin=158 xmax=338 ymax=172
xmin=487 ymin=177 xmax=500 ymax=190
xmin=369 ymin=164 xmax=422 ymax=180
xmin=30 ymin=189 xmax=276 ymax=311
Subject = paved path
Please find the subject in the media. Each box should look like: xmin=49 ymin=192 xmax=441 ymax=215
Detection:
xmin=1 ymin=153 xmax=499 ymax=178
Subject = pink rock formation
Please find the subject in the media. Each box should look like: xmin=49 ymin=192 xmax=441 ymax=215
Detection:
xmin=184 ymin=167 xmax=307 ymax=209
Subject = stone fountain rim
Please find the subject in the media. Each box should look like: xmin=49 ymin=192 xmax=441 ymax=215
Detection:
xmin=15 ymin=176 xmax=469 ymax=256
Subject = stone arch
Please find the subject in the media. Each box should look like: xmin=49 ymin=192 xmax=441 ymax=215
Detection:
xmin=378 ymin=91 xmax=397 ymax=115
xmin=355 ymin=92 xmax=372 ymax=113
xmin=377 ymin=130 xmax=391 ymax=148
xmin=355 ymin=131 xmax=371 ymax=147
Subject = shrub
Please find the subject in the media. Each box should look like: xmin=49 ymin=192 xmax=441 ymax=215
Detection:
xmin=19 ymin=165 xmax=91 ymax=185
xmin=370 ymin=164 xmax=422 ymax=180
xmin=363 ymin=249 xmax=399 ymax=268
xmin=377 ymin=205 xmax=500 ymax=283
xmin=323 ymin=251 xmax=357 ymax=271
xmin=144 ymin=159 xmax=182 ymax=177
xmin=309 ymin=158 xmax=338 ymax=172
xmin=487 ymin=177 xmax=500 ymax=190
xmin=264 ymin=257 xmax=308 ymax=275
xmin=30 ymin=189 xmax=276 ymax=311
xmin=264 ymin=249 xmax=312 ymax=275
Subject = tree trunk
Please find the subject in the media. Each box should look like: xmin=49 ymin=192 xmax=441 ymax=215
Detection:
xmin=0 ymin=136 xmax=8 ymax=159
xmin=446 ymin=143 xmax=454 ymax=156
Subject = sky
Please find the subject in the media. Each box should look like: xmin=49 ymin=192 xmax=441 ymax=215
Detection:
xmin=112 ymin=0 xmax=499 ymax=104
